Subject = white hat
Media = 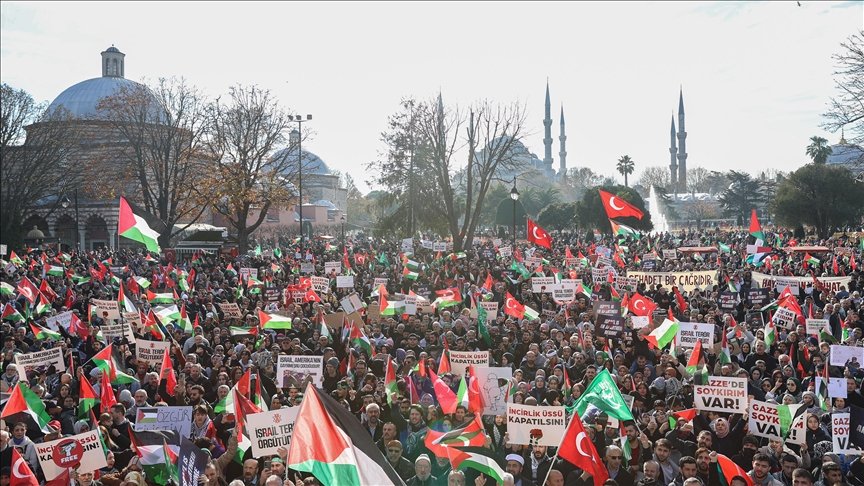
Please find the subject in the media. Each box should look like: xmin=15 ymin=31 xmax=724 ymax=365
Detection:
xmin=506 ymin=454 xmax=524 ymax=466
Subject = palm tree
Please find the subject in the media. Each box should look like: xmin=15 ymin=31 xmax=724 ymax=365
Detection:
xmin=805 ymin=136 xmax=832 ymax=164
xmin=617 ymin=155 xmax=635 ymax=187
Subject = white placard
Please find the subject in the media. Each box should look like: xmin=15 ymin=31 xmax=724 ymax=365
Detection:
xmin=311 ymin=276 xmax=330 ymax=293
xmin=0 ymin=244 xmax=6 ymax=256
xmin=136 ymin=339 xmax=171 ymax=368
xmin=433 ymin=242 xmax=448 ymax=252
xmin=830 ymin=345 xmax=864 ymax=367
xmin=447 ymin=351 xmax=490 ymax=377
xmin=474 ymin=367 xmax=512 ymax=416
xmin=676 ymin=322 xmax=715 ymax=349
xmin=552 ymin=285 xmax=575 ymax=304
xmin=772 ymin=307 xmax=797 ymax=329
xmin=45 ymin=310 xmax=74 ymax=331
xmin=133 ymin=406 xmax=192 ymax=437
xmin=663 ymin=249 xmax=677 ymax=260
xmin=748 ymin=400 xmax=799 ymax=440
xmin=374 ymin=278 xmax=389 ymax=288
xmin=91 ymin=299 xmax=121 ymax=320
xmin=631 ymin=316 xmax=650 ymax=330
xmin=806 ymin=318 xmax=829 ymax=336
xmin=239 ymin=267 xmax=258 ymax=281
xmin=277 ymin=355 xmax=323 ymax=388
xmin=36 ymin=430 xmax=107 ymax=480
xmin=340 ymin=293 xmax=363 ymax=314
xmin=816 ymin=377 xmax=848 ymax=398
xmin=101 ymin=321 xmax=136 ymax=343
xmin=479 ymin=301 xmax=498 ymax=319
xmin=531 ymin=277 xmax=556 ymax=293
xmin=421 ymin=240 xmax=434 ymax=250
xmin=498 ymin=246 xmax=512 ymax=257
xmin=832 ymin=413 xmax=861 ymax=454
xmin=247 ymin=408 xmax=300 ymax=457
xmin=335 ymin=275 xmax=355 ymax=288
xmin=324 ymin=261 xmax=342 ymax=275
xmin=300 ymin=262 xmax=314 ymax=274
xmin=694 ymin=377 xmax=748 ymax=414
xmin=506 ymin=403 xmax=567 ymax=446
xmin=15 ymin=347 xmax=65 ymax=381
xmin=402 ymin=238 xmax=414 ymax=253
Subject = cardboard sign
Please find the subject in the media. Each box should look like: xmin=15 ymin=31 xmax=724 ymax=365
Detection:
xmin=219 ymin=302 xmax=243 ymax=319
xmin=830 ymin=345 xmax=864 ymax=367
xmin=136 ymin=339 xmax=171 ymax=368
xmin=15 ymin=347 xmax=65 ymax=381
xmin=694 ymin=377 xmax=748 ymax=414
xmin=311 ymin=276 xmax=330 ymax=293
xmin=806 ymin=318 xmax=829 ymax=336
xmin=474 ymin=367 xmax=512 ymax=416
xmin=91 ymin=299 xmax=121 ymax=320
xmin=596 ymin=314 xmax=625 ymax=340
xmin=340 ymin=293 xmax=363 ymax=314
xmin=246 ymin=408 xmax=300 ymax=457
xmin=626 ymin=271 xmax=718 ymax=292
xmin=36 ymin=430 xmax=107 ymax=480
xmin=448 ymin=351 xmax=490 ymax=377
xmin=751 ymin=272 xmax=852 ymax=294
xmin=45 ymin=311 xmax=73 ymax=331
xmin=133 ymin=406 xmax=193 ymax=438
xmin=747 ymin=288 xmax=771 ymax=306
xmin=506 ymin=404 xmax=567 ymax=446
xmin=772 ymin=307 xmax=797 ymax=329
xmin=531 ymin=277 xmax=556 ymax=293
xmin=832 ymin=413 xmax=861 ymax=454
xmin=323 ymin=311 xmax=346 ymax=331
xmin=748 ymin=400 xmax=801 ymax=441
xmin=277 ymin=355 xmax=323 ymax=388
xmin=335 ymin=275 xmax=355 ymax=288
xmin=677 ymin=322 xmax=715 ymax=349
xmin=324 ymin=261 xmax=342 ymax=275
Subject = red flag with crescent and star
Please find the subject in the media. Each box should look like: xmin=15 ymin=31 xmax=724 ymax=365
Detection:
xmin=503 ymin=292 xmax=526 ymax=319
xmin=599 ymin=189 xmax=644 ymax=220
xmin=527 ymin=219 xmax=552 ymax=249
xmin=627 ymin=292 xmax=657 ymax=317
xmin=10 ymin=446 xmax=39 ymax=486
xmin=558 ymin=412 xmax=609 ymax=486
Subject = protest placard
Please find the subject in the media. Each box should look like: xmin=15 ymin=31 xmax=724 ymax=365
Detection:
xmin=830 ymin=345 xmax=864 ymax=367
xmin=593 ymin=301 xmax=621 ymax=317
xmin=91 ymin=299 xmax=121 ymax=320
xmin=748 ymin=400 xmax=801 ymax=440
xmin=772 ymin=307 xmax=797 ymax=329
xmin=373 ymin=278 xmax=389 ymax=288
xmin=404 ymin=294 xmax=418 ymax=316
xmin=324 ymin=261 xmax=342 ymax=275
xmin=747 ymin=288 xmax=771 ymax=306
xmin=630 ymin=316 xmax=650 ymax=330
xmin=531 ymin=277 xmax=556 ymax=293
xmin=336 ymin=275 xmax=355 ymax=288
xmin=277 ymin=355 xmax=323 ymax=388
xmin=136 ymin=339 xmax=171 ymax=368
xmin=421 ymin=240 xmax=434 ymax=250
xmin=474 ymin=367 xmax=512 ymax=416
xmin=832 ymin=413 xmax=861 ymax=454
xmin=677 ymin=322 xmax=714 ymax=349
xmin=122 ymin=311 xmax=142 ymax=330
xmin=525 ymin=257 xmax=542 ymax=268
xmin=773 ymin=278 xmax=800 ymax=295
xmin=401 ymin=238 xmax=414 ymax=253
xmin=552 ymin=286 xmax=575 ymax=304
xmin=133 ymin=406 xmax=193 ymax=438
xmin=433 ymin=242 xmax=448 ymax=252
xmin=45 ymin=310 xmax=73 ymax=331
xmin=15 ymin=347 xmax=65 ymax=381
xmin=663 ymin=249 xmax=677 ymax=260
xmin=718 ymin=292 xmax=738 ymax=311
xmin=626 ymin=271 xmax=717 ymax=292
xmin=239 ymin=267 xmax=258 ymax=281
xmin=310 ymin=276 xmax=330 ymax=293
xmin=806 ymin=319 xmax=829 ymax=336
xmin=479 ymin=301 xmax=498 ymax=319
xmin=506 ymin=403 xmax=567 ymax=446
xmin=816 ymin=377 xmax=847 ymax=398
xmin=448 ymin=351 xmax=490 ymax=376
xmin=591 ymin=267 xmax=608 ymax=284
xmin=694 ymin=377 xmax=748 ymax=414
xmin=340 ymin=293 xmax=363 ymax=314
xmin=751 ymin=272 xmax=852 ymax=294
xmin=596 ymin=314 xmax=625 ymax=340
xmin=36 ymin=430 xmax=107 ymax=480
xmin=299 ymin=262 xmax=314 ymax=274
xmin=265 ymin=288 xmax=281 ymax=302
xmin=219 ymin=302 xmax=243 ymax=319
xmin=246 ymin=408 xmax=300 ymax=457
xmin=101 ymin=321 xmax=136 ymax=343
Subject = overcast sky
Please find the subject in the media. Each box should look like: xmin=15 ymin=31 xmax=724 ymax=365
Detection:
xmin=1 ymin=1 xmax=861 ymax=192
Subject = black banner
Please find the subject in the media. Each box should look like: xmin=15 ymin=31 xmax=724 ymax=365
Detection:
xmin=747 ymin=288 xmax=770 ymax=306
xmin=178 ymin=437 xmax=209 ymax=486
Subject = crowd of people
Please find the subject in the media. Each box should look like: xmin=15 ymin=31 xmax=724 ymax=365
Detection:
xmin=1 ymin=225 xmax=863 ymax=486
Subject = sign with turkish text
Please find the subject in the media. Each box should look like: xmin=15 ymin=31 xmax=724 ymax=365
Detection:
xmin=626 ymin=271 xmax=717 ymax=292
xmin=36 ymin=430 xmax=107 ymax=480
xmin=15 ymin=347 xmax=65 ymax=381
xmin=133 ymin=406 xmax=193 ymax=438
xmin=506 ymin=403 xmax=566 ymax=446
xmin=832 ymin=413 xmax=861 ymax=454
xmin=277 ymin=355 xmax=323 ymax=388
xmin=219 ymin=302 xmax=243 ymax=319
xmin=448 ymin=351 xmax=490 ymax=377
xmin=751 ymin=272 xmax=852 ymax=294
xmin=676 ymin=322 xmax=715 ymax=349
xmin=247 ymin=407 xmax=300 ymax=457
xmin=136 ymin=339 xmax=171 ymax=368
xmin=694 ymin=377 xmax=748 ymax=414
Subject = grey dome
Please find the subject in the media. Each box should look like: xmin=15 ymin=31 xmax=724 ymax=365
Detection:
xmin=271 ymin=146 xmax=331 ymax=175
xmin=826 ymin=142 xmax=863 ymax=168
xmin=313 ymin=199 xmax=338 ymax=210
xmin=47 ymin=77 xmax=148 ymax=119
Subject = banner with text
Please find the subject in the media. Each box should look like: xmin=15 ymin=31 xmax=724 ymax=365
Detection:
xmin=247 ymin=407 xmax=300 ymax=457
xmin=694 ymin=377 xmax=748 ymax=414
xmin=626 ymin=271 xmax=717 ymax=292
xmin=36 ymin=430 xmax=108 ymax=480
xmin=277 ymin=355 xmax=323 ymax=388
xmin=448 ymin=351 xmax=490 ymax=377
xmin=506 ymin=403 xmax=567 ymax=447
xmin=751 ymin=272 xmax=852 ymax=294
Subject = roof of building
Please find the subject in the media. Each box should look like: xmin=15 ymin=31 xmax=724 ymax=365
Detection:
xmin=47 ymin=76 xmax=148 ymax=119
xmin=270 ymin=146 xmax=332 ymax=176
xmin=826 ymin=139 xmax=863 ymax=169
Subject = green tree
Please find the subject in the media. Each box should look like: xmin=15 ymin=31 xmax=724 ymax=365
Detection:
xmin=576 ymin=185 xmax=653 ymax=233
xmin=772 ymin=164 xmax=864 ymax=239
xmin=805 ymin=136 xmax=832 ymax=164
xmin=616 ymin=155 xmax=635 ymax=187
xmin=537 ymin=202 xmax=578 ymax=231
xmin=717 ymin=171 xmax=767 ymax=226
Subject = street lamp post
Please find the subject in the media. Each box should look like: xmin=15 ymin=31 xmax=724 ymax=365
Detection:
xmin=340 ymin=214 xmax=346 ymax=251
xmin=292 ymin=114 xmax=312 ymax=248
xmin=60 ymin=188 xmax=80 ymax=251
xmin=510 ymin=177 xmax=519 ymax=250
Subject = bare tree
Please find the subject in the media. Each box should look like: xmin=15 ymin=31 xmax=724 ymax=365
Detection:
xmin=97 ymin=77 xmax=211 ymax=247
xmin=1 ymin=83 xmax=81 ymax=246
xmin=681 ymin=199 xmax=719 ymax=230
xmin=822 ymin=30 xmax=864 ymax=153
xmin=417 ymin=96 xmax=527 ymax=250
xmin=687 ymin=166 xmax=712 ymax=193
xmin=203 ymin=85 xmax=304 ymax=252
xmin=636 ymin=166 xmax=671 ymax=191
xmin=562 ymin=167 xmax=616 ymax=201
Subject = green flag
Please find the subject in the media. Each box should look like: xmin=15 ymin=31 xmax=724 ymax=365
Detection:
xmin=476 ymin=299 xmax=491 ymax=346
xmin=570 ymin=369 xmax=634 ymax=421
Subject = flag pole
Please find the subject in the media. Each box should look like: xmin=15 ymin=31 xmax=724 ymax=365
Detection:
xmin=539 ymin=410 xmax=577 ymax=486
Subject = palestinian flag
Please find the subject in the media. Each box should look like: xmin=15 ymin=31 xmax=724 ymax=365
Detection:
xmin=8 ymin=251 xmax=23 ymax=265
xmin=577 ymin=281 xmax=593 ymax=299
xmin=668 ymin=408 xmax=698 ymax=430
xmin=777 ymin=404 xmax=805 ymax=438
xmin=230 ymin=326 xmax=258 ymax=337
xmin=0 ymin=383 xmax=53 ymax=433
xmin=402 ymin=257 xmax=421 ymax=271
xmin=424 ymin=415 xmax=486 ymax=458
xmin=379 ymin=294 xmax=405 ymax=316
xmin=764 ymin=320 xmax=777 ymax=347
xmin=44 ymin=264 xmax=64 ymax=277
xmin=118 ymin=196 xmax=161 ymax=252
xmin=385 ymin=357 xmax=398 ymax=405
xmin=178 ymin=304 xmax=194 ymax=333
xmin=804 ymin=253 xmax=820 ymax=267
xmin=433 ymin=288 xmax=462 ymax=309
xmin=78 ymin=375 xmax=98 ymax=419
xmin=130 ymin=430 xmax=181 ymax=485
xmin=34 ymin=293 xmax=51 ymax=315
xmin=146 ymin=290 xmax=175 ymax=304
xmin=719 ymin=326 xmax=732 ymax=365
xmin=155 ymin=305 xmax=182 ymax=325
xmin=287 ymin=383 xmax=404 ymax=485
xmin=717 ymin=453 xmax=754 ymax=486
xmin=2 ymin=304 xmax=24 ymax=322
xmin=225 ymin=264 xmax=238 ymax=277
xmin=90 ymin=344 xmax=138 ymax=384
xmin=818 ymin=365 xmax=830 ymax=411
xmin=685 ymin=340 xmax=704 ymax=375
xmin=349 ymin=324 xmax=373 ymax=356
xmin=446 ymin=446 xmax=505 ymax=484
xmin=646 ymin=319 xmax=679 ymax=350
xmin=0 ymin=281 xmax=14 ymax=296
xmin=610 ymin=219 xmax=640 ymax=239
xmin=258 ymin=310 xmax=293 ymax=329
xmin=29 ymin=321 xmax=62 ymax=341
xmin=749 ymin=209 xmax=764 ymax=241
xmin=402 ymin=267 xmax=419 ymax=280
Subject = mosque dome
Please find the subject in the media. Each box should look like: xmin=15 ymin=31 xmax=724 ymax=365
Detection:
xmin=826 ymin=134 xmax=863 ymax=172
xmin=46 ymin=46 xmax=155 ymax=119
xmin=271 ymin=130 xmax=332 ymax=175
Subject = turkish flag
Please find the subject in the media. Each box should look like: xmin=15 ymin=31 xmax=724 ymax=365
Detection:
xmin=10 ymin=447 xmax=39 ymax=486
xmin=16 ymin=277 xmax=39 ymax=304
xmin=558 ymin=412 xmax=609 ymax=486
xmin=503 ymin=292 xmax=526 ymax=319
xmin=599 ymin=189 xmax=644 ymax=220
xmin=627 ymin=292 xmax=657 ymax=317
xmin=527 ymin=219 xmax=552 ymax=249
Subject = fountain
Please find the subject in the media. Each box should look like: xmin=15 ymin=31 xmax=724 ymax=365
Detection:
xmin=648 ymin=185 xmax=670 ymax=234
